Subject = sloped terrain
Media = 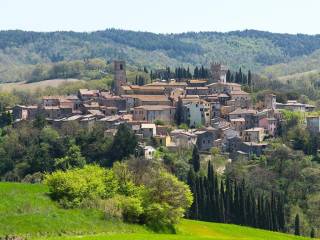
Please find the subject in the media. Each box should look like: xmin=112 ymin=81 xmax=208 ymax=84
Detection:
xmin=0 ymin=182 xmax=311 ymax=240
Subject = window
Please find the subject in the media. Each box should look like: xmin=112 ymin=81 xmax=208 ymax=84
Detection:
xmin=120 ymin=64 xmax=123 ymax=70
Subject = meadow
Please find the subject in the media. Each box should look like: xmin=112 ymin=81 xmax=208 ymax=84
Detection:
xmin=0 ymin=182 xmax=312 ymax=240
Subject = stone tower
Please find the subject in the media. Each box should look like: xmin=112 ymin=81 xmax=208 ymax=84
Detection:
xmin=114 ymin=60 xmax=127 ymax=95
xmin=211 ymin=63 xmax=228 ymax=83
xmin=264 ymin=93 xmax=276 ymax=109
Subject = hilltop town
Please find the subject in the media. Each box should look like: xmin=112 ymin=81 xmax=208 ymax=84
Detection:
xmin=11 ymin=60 xmax=318 ymax=160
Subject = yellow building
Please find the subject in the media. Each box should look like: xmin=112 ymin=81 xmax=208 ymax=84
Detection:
xmin=154 ymin=135 xmax=171 ymax=147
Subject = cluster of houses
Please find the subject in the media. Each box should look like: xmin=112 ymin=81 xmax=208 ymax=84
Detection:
xmin=12 ymin=61 xmax=317 ymax=159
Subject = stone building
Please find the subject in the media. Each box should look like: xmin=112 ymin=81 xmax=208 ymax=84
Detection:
xmin=183 ymin=100 xmax=211 ymax=128
xmin=133 ymin=105 xmax=175 ymax=124
xmin=264 ymin=94 xmax=276 ymax=109
xmin=12 ymin=105 xmax=39 ymax=121
xmin=242 ymin=127 xmax=265 ymax=143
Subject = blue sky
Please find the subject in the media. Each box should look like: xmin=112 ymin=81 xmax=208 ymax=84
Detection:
xmin=1 ymin=0 xmax=319 ymax=34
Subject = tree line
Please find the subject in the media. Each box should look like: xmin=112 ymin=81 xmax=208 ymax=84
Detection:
xmin=150 ymin=65 xmax=209 ymax=81
xmin=187 ymin=161 xmax=285 ymax=232
xmin=226 ymin=68 xmax=252 ymax=86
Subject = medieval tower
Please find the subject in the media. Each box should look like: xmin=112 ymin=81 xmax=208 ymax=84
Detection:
xmin=210 ymin=63 xmax=228 ymax=83
xmin=114 ymin=60 xmax=127 ymax=95
xmin=264 ymin=93 xmax=277 ymax=110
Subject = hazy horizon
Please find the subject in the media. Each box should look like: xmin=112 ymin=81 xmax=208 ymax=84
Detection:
xmin=1 ymin=28 xmax=320 ymax=36
xmin=1 ymin=0 xmax=319 ymax=35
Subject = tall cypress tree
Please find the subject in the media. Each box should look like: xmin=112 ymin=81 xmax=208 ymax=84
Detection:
xmin=191 ymin=145 xmax=200 ymax=172
xmin=226 ymin=70 xmax=231 ymax=82
xmin=248 ymin=70 xmax=252 ymax=87
xmin=294 ymin=214 xmax=300 ymax=236
xmin=278 ymin=195 xmax=285 ymax=231
xmin=175 ymin=97 xmax=184 ymax=126
xmin=187 ymin=168 xmax=198 ymax=219
xmin=220 ymin=180 xmax=226 ymax=222
xmin=311 ymin=228 xmax=316 ymax=238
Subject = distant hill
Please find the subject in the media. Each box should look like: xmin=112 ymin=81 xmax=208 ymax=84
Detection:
xmin=262 ymin=49 xmax=320 ymax=81
xmin=0 ymin=182 xmax=310 ymax=240
xmin=1 ymin=29 xmax=320 ymax=82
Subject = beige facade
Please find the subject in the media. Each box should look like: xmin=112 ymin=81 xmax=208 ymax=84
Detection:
xmin=242 ymin=127 xmax=265 ymax=143
xmin=133 ymin=105 xmax=175 ymax=124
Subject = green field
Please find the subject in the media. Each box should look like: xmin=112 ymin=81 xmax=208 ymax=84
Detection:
xmin=0 ymin=182 xmax=312 ymax=240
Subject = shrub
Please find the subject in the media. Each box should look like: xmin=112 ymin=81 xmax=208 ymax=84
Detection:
xmin=154 ymin=120 xmax=165 ymax=126
xmin=45 ymin=165 xmax=118 ymax=208
xmin=45 ymin=162 xmax=193 ymax=228
xmin=120 ymin=196 xmax=144 ymax=223
xmin=102 ymin=197 xmax=123 ymax=221
xmin=102 ymin=195 xmax=143 ymax=223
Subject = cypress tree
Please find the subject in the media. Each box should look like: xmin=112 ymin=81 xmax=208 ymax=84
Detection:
xmin=203 ymin=177 xmax=211 ymax=221
xmin=191 ymin=145 xmax=200 ymax=172
xmin=175 ymin=97 xmax=184 ymax=126
xmin=239 ymin=68 xmax=243 ymax=84
xmin=220 ymin=180 xmax=226 ymax=222
xmin=248 ymin=70 xmax=252 ymax=87
xmin=187 ymin=169 xmax=198 ymax=219
xmin=251 ymin=193 xmax=257 ymax=227
xmin=194 ymin=66 xmax=199 ymax=78
xmin=294 ymin=214 xmax=300 ymax=236
xmin=200 ymin=66 xmax=205 ymax=78
xmin=226 ymin=70 xmax=231 ymax=82
xmin=239 ymin=180 xmax=246 ymax=225
xmin=225 ymin=176 xmax=233 ymax=223
xmin=311 ymin=228 xmax=316 ymax=238
xmin=195 ymin=176 xmax=201 ymax=219
xmin=230 ymin=73 xmax=234 ymax=82
xmin=207 ymin=161 xmax=215 ymax=221
xmin=199 ymin=177 xmax=208 ymax=220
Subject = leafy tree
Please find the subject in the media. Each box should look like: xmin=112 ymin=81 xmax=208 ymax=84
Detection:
xmin=144 ymin=171 xmax=193 ymax=226
xmin=108 ymin=124 xmax=138 ymax=165
xmin=33 ymin=112 xmax=46 ymax=129
xmin=55 ymin=142 xmax=86 ymax=170
xmin=0 ymin=111 xmax=12 ymax=128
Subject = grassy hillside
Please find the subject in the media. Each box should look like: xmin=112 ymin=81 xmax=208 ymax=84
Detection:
xmin=37 ymin=220 xmax=312 ymax=240
xmin=0 ymin=182 xmax=148 ymax=237
xmin=1 ymin=29 xmax=320 ymax=82
xmin=0 ymin=182 xmax=312 ymax=240
xmin=0 ymin=78 xmax=83 ymax=92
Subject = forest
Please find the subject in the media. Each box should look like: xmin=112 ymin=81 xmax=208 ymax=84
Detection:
xmin=2 ymin=29 xmax=320 ymax=82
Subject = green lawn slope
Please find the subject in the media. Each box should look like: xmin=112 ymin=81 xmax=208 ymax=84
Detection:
xmin=0 ymin=182 xmax=312 ymax=240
